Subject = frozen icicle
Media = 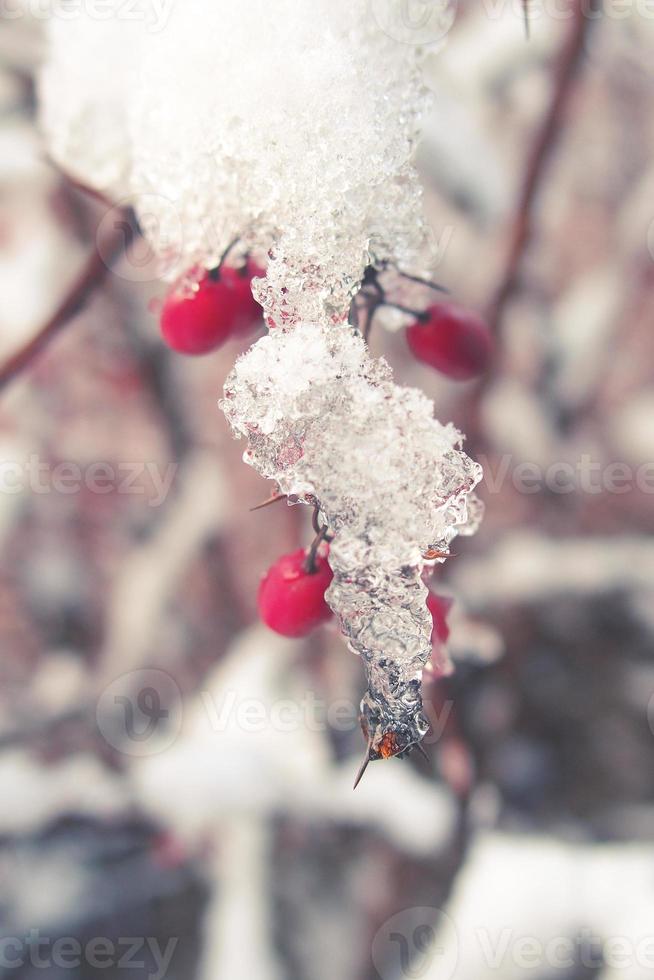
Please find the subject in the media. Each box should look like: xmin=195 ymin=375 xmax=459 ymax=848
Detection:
xmin=222 ymin=323 xmax=482 ymax=757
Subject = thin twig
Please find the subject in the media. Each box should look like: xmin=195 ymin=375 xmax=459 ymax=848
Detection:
xmin=382 ymin=262 xmax=448 ymax=294
xmin=0 ymin=211 xmax=136 ymax=393
xmin=250 ymin=492 xmax=288 ymax=512
xmin=486 ymin=0 xmax=597 ymax=333
xmin=379 ymin=300 xmax=429 ymax=322
xmin=304 ymin=501 xmax=332 ymax=573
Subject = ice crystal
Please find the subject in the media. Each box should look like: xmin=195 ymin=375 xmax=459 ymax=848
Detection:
xmin=37 ymin=6 xmax=147 ymax=195
xmin=38 ymin=0 xmax=444 ymax=322
xmin=131 ymin=0 xmax=438 ymax=322
xmin=222 ymin=324 xmax=482 ymax=756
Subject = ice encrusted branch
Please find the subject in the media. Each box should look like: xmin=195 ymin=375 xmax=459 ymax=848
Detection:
xmin=38 ymin=0 xmax=483 ymax=756
xmin=222 ymin=322 xmax=482 ymax=757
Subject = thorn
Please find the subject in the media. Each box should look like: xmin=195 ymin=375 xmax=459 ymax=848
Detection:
xmin=379 ymin=300 xmax=426 ymax=320
xmin=353 ymin=744 xmax=373 ymax=790
xmin=399 ymin=272 xmax=449 ymax=294
xmin=249 ymin=493 xmax=287 ymax=512
xmin=383 ymin=261 xmax=449 ymax=295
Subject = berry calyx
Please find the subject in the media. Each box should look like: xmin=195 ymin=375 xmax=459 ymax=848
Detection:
xmin=406 ymin=302 xmax=493 ymax=381
xmin=258 ymin=547 xmax=334 ymax=638
xmin=160 ymin=259 xmax=264 ymax=355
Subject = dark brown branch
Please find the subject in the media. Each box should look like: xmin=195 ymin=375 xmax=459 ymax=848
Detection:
xmin=0 ymin=210 xmax=135 ymax=393
xmin=486 ymin=0 xmax=597 ymax=333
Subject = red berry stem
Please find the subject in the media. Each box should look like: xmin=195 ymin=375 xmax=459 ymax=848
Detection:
xmin=303 ymin=536 xmax=323 ymax=575
xmin=351 ymin=263 xmax=447 ymax=342
xmin=207 ymin=236 xmax=241 ymax=281
xmin=310 ymin=501 xmax=324 ymax=536
xmin=304 ymin=502 xmax=333 ymax=574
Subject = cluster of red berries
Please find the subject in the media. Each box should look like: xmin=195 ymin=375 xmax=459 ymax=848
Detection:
xmin=258 ymin=545 xmax=453 ymax=665
xmin=159 ymin=251 xmax=470 ymax=657
xmin=160 ymin=255 xmax=492 ymax=383
xmin=160 ymin=259 xmax=264 ymax=355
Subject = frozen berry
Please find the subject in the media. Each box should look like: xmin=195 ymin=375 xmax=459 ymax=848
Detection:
xmin=427 ymin=591 xmax=454 ymax=677
xmin=427 ymin=591 xmax=453 ymax=645
xmin=406 ymin=303 xmax=493 ymax=381
xmin=258 ymin=547 xmax=333 ymax=638
xmin=160 ymin=260 xmax=264 ymax=355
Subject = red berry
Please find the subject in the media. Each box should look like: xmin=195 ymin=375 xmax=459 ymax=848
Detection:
xmin=160 ymin=260 xmax=264 ymax=355
xmin=427 ymin=591 xmax=453 ymax=645
xmin=406 ymin=303 xmax=493 ymax=381
xmin=427 ymin=591 xmax=454 ymax=677
xmin=258 ymin=548 xmax=334 ymax=638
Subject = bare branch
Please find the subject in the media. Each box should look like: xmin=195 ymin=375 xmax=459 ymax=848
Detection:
xmin=487 ymin=0 xmax=598 ymax=333
xmin=0 ymin=209 xmax=136 ymax=393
